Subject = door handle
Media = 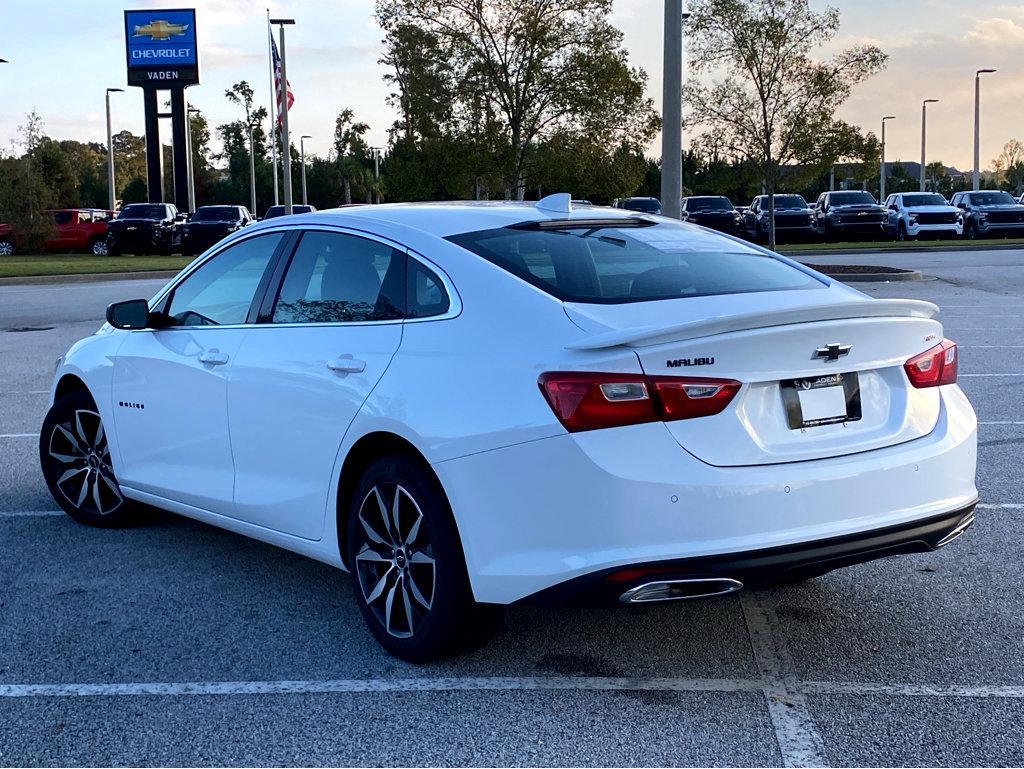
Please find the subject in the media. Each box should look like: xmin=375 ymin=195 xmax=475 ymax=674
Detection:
xmin=198 ymin=350 xmax=229 ymax=366
xmin=327 ymin=357 xmax=366 ymax=374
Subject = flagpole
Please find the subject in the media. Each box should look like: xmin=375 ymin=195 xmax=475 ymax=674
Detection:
xmin=266 ymin=9 xmax=279 ymax=208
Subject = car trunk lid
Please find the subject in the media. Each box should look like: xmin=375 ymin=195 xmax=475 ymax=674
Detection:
xmin=564 ymin=289 xmax=944 ymax=466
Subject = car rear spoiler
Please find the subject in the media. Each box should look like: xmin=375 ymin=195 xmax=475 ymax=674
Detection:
xmin=565 ymin=299 xmax=939 ymax=351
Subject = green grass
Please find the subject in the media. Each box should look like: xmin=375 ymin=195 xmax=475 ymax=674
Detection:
xmin=0 ymin=254 xmax=192 ymax=279
xmin=780 ymin=238 xmax=1024 ymax=252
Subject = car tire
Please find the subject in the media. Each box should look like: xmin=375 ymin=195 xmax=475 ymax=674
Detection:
xmin=39 ymin=389 xmax=136 ymax=527
xmin=107 ymin=243 xmax=121 ymax=256
xmin=965 ymin=222 xmax=978 ymax=240
xmin=89 ymin=237 xmax=108 ymax=256
xmin=897 ymin=221 xmax=909 ymax=242
xmin=346 ymin=453 xmax=500 ymax=662
xmin=0 ymin=238 xmax=13 ymax=256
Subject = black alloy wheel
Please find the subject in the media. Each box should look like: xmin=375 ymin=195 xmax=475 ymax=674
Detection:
xmin=39 ymin=390 xmax=135 ymax=527
xmin=346 ymin=454 xmax=499 ymax=662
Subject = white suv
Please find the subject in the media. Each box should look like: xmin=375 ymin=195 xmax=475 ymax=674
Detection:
xmin=884 ymin=193 xmax=963 ymax=240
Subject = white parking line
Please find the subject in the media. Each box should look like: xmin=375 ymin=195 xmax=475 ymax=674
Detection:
xmin=740 ymin=591 xmax=829 ymax=768
xmin=0 ymin=677 xmax=761 ymax=698
xmin=959 ymin=373 xmax=1024 ymax=377
xmin=0 ymin=510 xmax=63 ymax=518
xmin=978 ymin=503 xmax=1024 ymax=510
xmin=0 ymin=433 xmax=39 ymax=439
xmin=979 ymin=421 xmax=1024 ymax=425
xmin=2 ymin=675 xmax=1023 ymax=701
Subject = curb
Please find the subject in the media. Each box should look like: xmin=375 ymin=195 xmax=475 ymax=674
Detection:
xmin=0 ymin=270 xmax=180 ymax=287
xmin=779 ymin=242 xmax=1024 ymax=257
xmin=822 ymin=270 xmax=925 ymax=282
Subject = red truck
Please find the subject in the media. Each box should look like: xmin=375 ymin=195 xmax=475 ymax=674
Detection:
xmin=0 ymin=209 xmax=114 ymax=256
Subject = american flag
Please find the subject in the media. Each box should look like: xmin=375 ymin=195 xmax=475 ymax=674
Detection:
xmin=271 ymin=34 xmax=294 ymax=125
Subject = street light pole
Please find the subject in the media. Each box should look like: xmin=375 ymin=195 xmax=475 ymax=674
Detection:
xmin=248 ymin=123 xmax=258 ymax=216
xmin=661 ymin=0 xmax=686 ymax=219
xmin=105 ymin=88 xmax=124 ymax=211
xmin=370 ymin=146 xmax=381 ymax=204
xmin=185 ymin=104 xmax=198 ymax=214
xmin=300 ymin=135 xmax=311 ymax=206
xmin=974 ymin=69 xmax=996 ymax=191
xmin=270 ymin=18 xmax=296 ymax=215
xmin=880 ymin=116 xmax=895 ymax=201
xmin=920 ymin=99 xmax=938 ymax=192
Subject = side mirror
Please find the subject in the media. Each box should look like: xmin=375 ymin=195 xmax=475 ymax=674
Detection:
xmin=106 ymin=299 xmax=151 ymax=330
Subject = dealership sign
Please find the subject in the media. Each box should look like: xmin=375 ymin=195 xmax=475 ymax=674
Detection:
xmin=124 ymin=8 xmax=199 ymax=86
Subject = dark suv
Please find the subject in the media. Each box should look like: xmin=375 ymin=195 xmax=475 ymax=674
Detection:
xmin=950 ymin=191 xmax=1024 ymax=239
xmin=681 ymin=196 xmax=741 ymax=234
xmin=742 ymin=195 xmax=814 ymax=242
xmin=106 ymin=203 xmax=184 ymax=255
xmin=263 ymin=204 xmax=316 ymax=219
xmin=813 ymin=191 xmax=888 ymax=241
xmin=611 ymin=197 xmax=662 ymax=215
xmin=182 ymin=205 xmax=253 ymax=255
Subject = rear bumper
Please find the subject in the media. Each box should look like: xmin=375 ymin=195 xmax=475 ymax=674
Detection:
xmin=435 ymin=385 xmax=977 ymax=604
xmin=520 ymin=502 xmax=976 ymax=605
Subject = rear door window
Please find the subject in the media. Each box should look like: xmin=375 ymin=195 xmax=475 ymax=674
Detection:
xmin=272 ymin=231 xmax=405 ymax=323
xmin=448 ymin=220 xmax=822 ymax=304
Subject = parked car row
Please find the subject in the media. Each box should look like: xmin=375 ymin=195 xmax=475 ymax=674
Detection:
xmin=0 ymin=203 xmax=319 ymax=256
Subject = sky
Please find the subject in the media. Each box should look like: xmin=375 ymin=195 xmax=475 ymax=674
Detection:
xmin=1 ymin=0 xmax=1023 ymax=172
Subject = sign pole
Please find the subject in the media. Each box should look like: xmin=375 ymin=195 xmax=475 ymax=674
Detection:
xmin=143 ymin=88 xmax=162 ymax=202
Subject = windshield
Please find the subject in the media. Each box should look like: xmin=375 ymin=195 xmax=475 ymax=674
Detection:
xmin=448 ymin=220 xmax=821 ymax=304
xmin=686 ymin=197 xmax=733 ymax=212
xmin=774 ymin=195 xmax=807 ymax=208
xmin=192 ymin=207 xmax=239 ymax=222
xmin=619 ymin=199 xmax=661 ymax=213
xmin=972 ymin=192 xmax=1017 ymax=206
xmin=829 ymin=192 xmax=875 ymax=206
xmin=118 ymin=204 xmax=164 ymax=220
xmin=902 ymin=194 xmax=947 ymax=206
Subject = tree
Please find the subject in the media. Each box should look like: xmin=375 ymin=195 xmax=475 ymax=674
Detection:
xmin=334 ymin=108 xmax=372 ymax=204
xmin=685 ymin=0 xmax=887 ymax=249
xmin=376 ymin=0 xmax=659 ymax=199
xmin=215 ymin=81 xmax=274 ymax=213
xmin=992 ymin=139 xmax=1024 ymax=195
xmin=0 ymin=156 xmax=56 ymax=251
xmin=111 ymin=130 xmax=147 ymax=202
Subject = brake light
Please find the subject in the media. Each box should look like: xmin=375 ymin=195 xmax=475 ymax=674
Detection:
xmin=904 ymin=339 xmax=957 ymax=388
xmin=539 ymin=372 xmax=741 ymax=432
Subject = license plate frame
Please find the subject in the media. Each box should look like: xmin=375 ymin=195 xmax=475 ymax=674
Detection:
xmin=780 ymin=372 xmax=862 ymax=429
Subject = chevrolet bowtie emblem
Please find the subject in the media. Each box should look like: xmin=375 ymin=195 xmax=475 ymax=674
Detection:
xmin=813 ymin=343 xmax=852 ymax=362
xmin=133 ymin=20 xmax=189 ymax=40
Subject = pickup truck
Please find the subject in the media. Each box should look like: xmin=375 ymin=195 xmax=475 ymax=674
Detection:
xmin=0 ymin=209 xmax=114 ymax=255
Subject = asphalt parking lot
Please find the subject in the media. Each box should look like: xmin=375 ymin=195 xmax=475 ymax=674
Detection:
xmin=1 ymin=248 xmax=1022 ymax=767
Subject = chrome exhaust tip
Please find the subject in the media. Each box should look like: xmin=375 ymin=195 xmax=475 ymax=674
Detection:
xmin=937 ymin=513 xmax=975 ymax=548
xmin=619 ymin=577 xmax=744 ymax=604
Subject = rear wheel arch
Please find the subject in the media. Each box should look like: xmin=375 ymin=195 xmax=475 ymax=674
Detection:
xmin=336 ymin=432 xmax=458 ymax=569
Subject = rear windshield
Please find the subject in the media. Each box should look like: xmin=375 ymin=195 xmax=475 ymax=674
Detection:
xmin=686 ymin=197 xmax=733 ymax=212
xmin=829 ymin=192 xmax=875 ymax=206
xmin=971 ymin=192 xmax=1017 ymax=206
xmin=448 ymin=221 xmax=822 ymax=304
xmin=773 ymin=195 xmax=807 ymax=209
xmin=902 ymin=194 xmax=947 ymax=206
xmin=118 ymin=204 xmax=165 ymax=220
xmin=192 ymin=207 xmax=239 ymax=222
xmin=618 ymin=199 xmax=661 ymax=213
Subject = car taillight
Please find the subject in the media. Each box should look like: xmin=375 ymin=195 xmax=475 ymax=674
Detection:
xmin=904 ymin=339 xmax=957 ymax=388
xmin=538 ymin=372 xmax=741 ymax=433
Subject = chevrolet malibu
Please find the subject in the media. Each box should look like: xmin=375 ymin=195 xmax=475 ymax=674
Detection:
xmin=40 ymin=195 xmax=978 ymax=661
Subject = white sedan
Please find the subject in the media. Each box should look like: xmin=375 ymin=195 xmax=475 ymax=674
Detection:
xmin=40 ymin=195 xmax=978 ymax=661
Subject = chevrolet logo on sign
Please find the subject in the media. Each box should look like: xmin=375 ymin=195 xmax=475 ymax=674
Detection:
xmin=133 ymin=20 xmax=190 ymax=40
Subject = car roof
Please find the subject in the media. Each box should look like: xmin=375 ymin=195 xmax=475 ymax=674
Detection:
xmin=247 ymin=200 xmax=671 ymax=239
